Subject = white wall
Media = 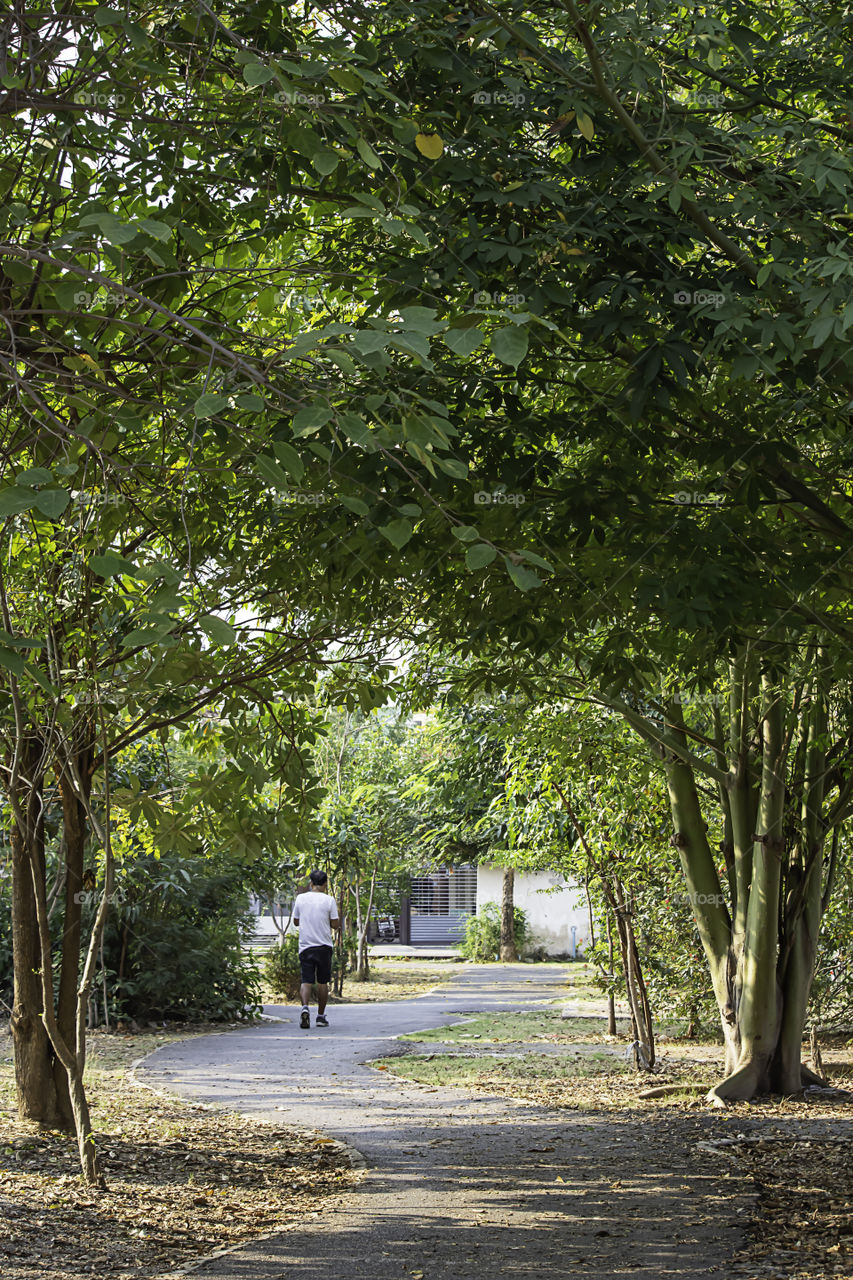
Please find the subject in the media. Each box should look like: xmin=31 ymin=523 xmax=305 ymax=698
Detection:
xmin=476 ymin=867 xmax=589 ymax=956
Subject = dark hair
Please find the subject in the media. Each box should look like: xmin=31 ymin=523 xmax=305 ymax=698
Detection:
xmin=309 ymin=869 xmax=328 ymax=886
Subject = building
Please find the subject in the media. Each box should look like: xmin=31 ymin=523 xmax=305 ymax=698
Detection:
xmin=248 ymin=866 xmax=589 ymax=957
xmin=400 ymin=864 xmax=588 ymax=956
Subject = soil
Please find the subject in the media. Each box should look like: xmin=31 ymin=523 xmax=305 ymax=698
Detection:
xmin=0 ymin=1023 xmax=359 ymax=1279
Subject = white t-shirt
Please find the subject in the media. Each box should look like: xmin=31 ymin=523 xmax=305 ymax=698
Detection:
xmin=292 ymin=891 xmax=339 ymax=952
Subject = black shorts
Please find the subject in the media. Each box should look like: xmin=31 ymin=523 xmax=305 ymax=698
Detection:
xmin=299 ymin=945 xmax=334 ymax=985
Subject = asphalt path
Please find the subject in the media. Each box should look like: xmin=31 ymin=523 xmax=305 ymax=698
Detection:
xmin=138 ymin=965 xmax=747 ymax=1279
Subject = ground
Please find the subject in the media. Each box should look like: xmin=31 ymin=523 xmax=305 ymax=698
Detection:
xmin=2 ymin=961 xmax=852 ymax=1279
xmin=0 ymin=1024 xmax=359 ymax=1279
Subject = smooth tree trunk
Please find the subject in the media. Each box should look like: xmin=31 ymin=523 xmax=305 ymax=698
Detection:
xmin=500 ymin=867 xmax=518 ymax=961
xmin=51 ymin=756 xmax=92 ymax=1128
xmin=663 ymin=663 xmax=833 ymax=1102
xmin=355 ymin=867 xmax=377 ymax=980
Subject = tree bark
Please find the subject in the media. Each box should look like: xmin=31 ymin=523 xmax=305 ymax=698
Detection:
xmin=500 ymin=867 xmax=518 ymax=961
xmin=664 ymin=675 xmax=829 ymax=1102
xmin=10 ymin=813 xmax=64 ymax=1128
xmin=52 ymin=757 xmax=92 ymax=1128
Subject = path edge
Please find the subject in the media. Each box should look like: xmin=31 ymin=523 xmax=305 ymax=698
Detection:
xmin=129 ymin=1036 xmax=369 ymax=1280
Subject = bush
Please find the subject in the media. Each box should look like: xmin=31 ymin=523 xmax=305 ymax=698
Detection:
xmin=101 ymin=853 xmax=262 ymax=1023
xmin=461 ymin=902 xmax=530 ymax=961
xmin=263 ymin=934 xmax=302 ymax=999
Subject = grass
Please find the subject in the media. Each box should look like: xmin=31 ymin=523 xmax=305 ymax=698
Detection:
xmin=259 ymin=958 xmax=469 ymax=1006
xmin=400 ymin=1008 xmax=633 ymax=1043
xmin=375 ymin=1050 xmax=628 ymax=1089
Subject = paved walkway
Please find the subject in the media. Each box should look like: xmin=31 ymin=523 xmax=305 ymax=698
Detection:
xmin=138 ymin=965 xmax=747 ymax=1279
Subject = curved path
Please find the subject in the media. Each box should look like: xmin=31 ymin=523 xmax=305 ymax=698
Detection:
xmin=139 ymin=965 xmax=747 ymax=1279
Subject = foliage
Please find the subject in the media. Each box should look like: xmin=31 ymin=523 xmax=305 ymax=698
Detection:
xmin=461 ymin=901 xmax=530 ymax=962
xmin=810 ymin=843 xmax=853 ymax=1032
xmin=100 ymin=850 xmax=261 ymax=1024
xmin=263 ymin=934 xmax=303 ymax=1002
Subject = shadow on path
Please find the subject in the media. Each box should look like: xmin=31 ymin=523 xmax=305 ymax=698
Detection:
xmin=140 ymin=965 xmax=747 ymax=1279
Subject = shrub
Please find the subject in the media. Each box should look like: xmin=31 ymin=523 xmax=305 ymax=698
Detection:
xmin=101 ymin=853 xmax=262 ymax=1023
xmin=263 ymin=933 xmax=302 ymax=999
xmin=461 ymin=902 xmax=530 ymax=961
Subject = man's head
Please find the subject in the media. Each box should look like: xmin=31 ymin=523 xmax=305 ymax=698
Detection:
xmin=309 ymin=869 xmax=328 ymax=889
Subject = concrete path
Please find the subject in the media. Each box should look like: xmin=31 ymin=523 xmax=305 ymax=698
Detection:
xmin=139 ymin=965 xmax=747 ymax=1279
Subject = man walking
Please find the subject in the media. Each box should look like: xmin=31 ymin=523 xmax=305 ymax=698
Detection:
xmin=292 ymin=870 xmax=341 ymax=1028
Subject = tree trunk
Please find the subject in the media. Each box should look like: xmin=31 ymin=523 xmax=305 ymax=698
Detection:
xmin=664 ymin=676 xmax=828 ymax=1102
xmin=610 ymin=880 xmax=654 ymax=1070
xmin=10 ymin=817 xmax=64 ymax=1128
xmin=52 ymin=761 xmax=91 ymax=1128
xmin=500 ymin=867 xmax=518 ymax=962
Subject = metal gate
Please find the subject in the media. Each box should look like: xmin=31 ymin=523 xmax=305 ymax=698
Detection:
xmin=409 ymin=865 xmax=477 ymax=944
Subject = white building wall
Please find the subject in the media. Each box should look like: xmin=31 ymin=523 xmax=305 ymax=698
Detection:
xmin=476 ymin=867 xmax=589 ymax=956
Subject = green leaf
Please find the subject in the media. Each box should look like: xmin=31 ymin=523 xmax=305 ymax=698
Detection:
xmin=352 ymin=330 xmax=391 ymax=356
xmin=256 ymin=455 xmax=290 ymax=492
xmin=89 ymin=551 xmax=137 ymax=577
xmin=340 ymin=495 xmax=370 ymax=516
xmin=356 ymin=137 xmax=382 ymax=169
xmin=444 ymin=327 xmax=486 ymax=357
xmin=138 ymin=217 xmax=172 ymax=242
xmin=33 ymin=488 xmax=70 ymax=519
xmin=244 ymin=63 xmax=275 ymax=86
xmin=193 ymin=392 xmax=230 ymax=418
xmin=121 ymin=628 xmax=169 ymax=649
xmin=491 ymin=325 xmax=529 ymax=368
xmin=103 ymin=221 xmax=138 ymax=246
xmin=576 ymin=111 xmax=594 ymax=140
xmin=466 ymin=543 xmax=497 ymax=569
xmin=434 ymin=456 xmax=468 ymax=479
xmin=0 ymin=645 xmax=29 ymax=676
xmin=506 ymin=558 xmax=541 ymax=591
xmin=338 ymin=413 xmax=377 ymax=450
xmin=312 ymin=150 xmax=339 ymax=176
xmin=15 ymin=467 xmax=52 ymax=486
xmin=293 ymin=405 xmax=332 ymax=435
xmin=518 ymin=550 xmax=555 ymax=573
xmin=0 ymin=487 xmax=37 ymax=517
xmin=452 ymin=525 xmax=479 ymax=542
xmin=235 ymin=394 xmax=265 ymax=411
xmin=379 ymin=519 xmax=414 ymax=549
xmin=199 ymin=615 xmax=237 ymax=645
xmin=273 ymin=441 xmax=305 ymax=481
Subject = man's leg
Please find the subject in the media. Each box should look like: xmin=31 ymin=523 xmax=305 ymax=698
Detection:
xmin=316 ymin=983 xmax=328 ymax=1015
xmin=300 ymin=982 xmax=314 ymax=1008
